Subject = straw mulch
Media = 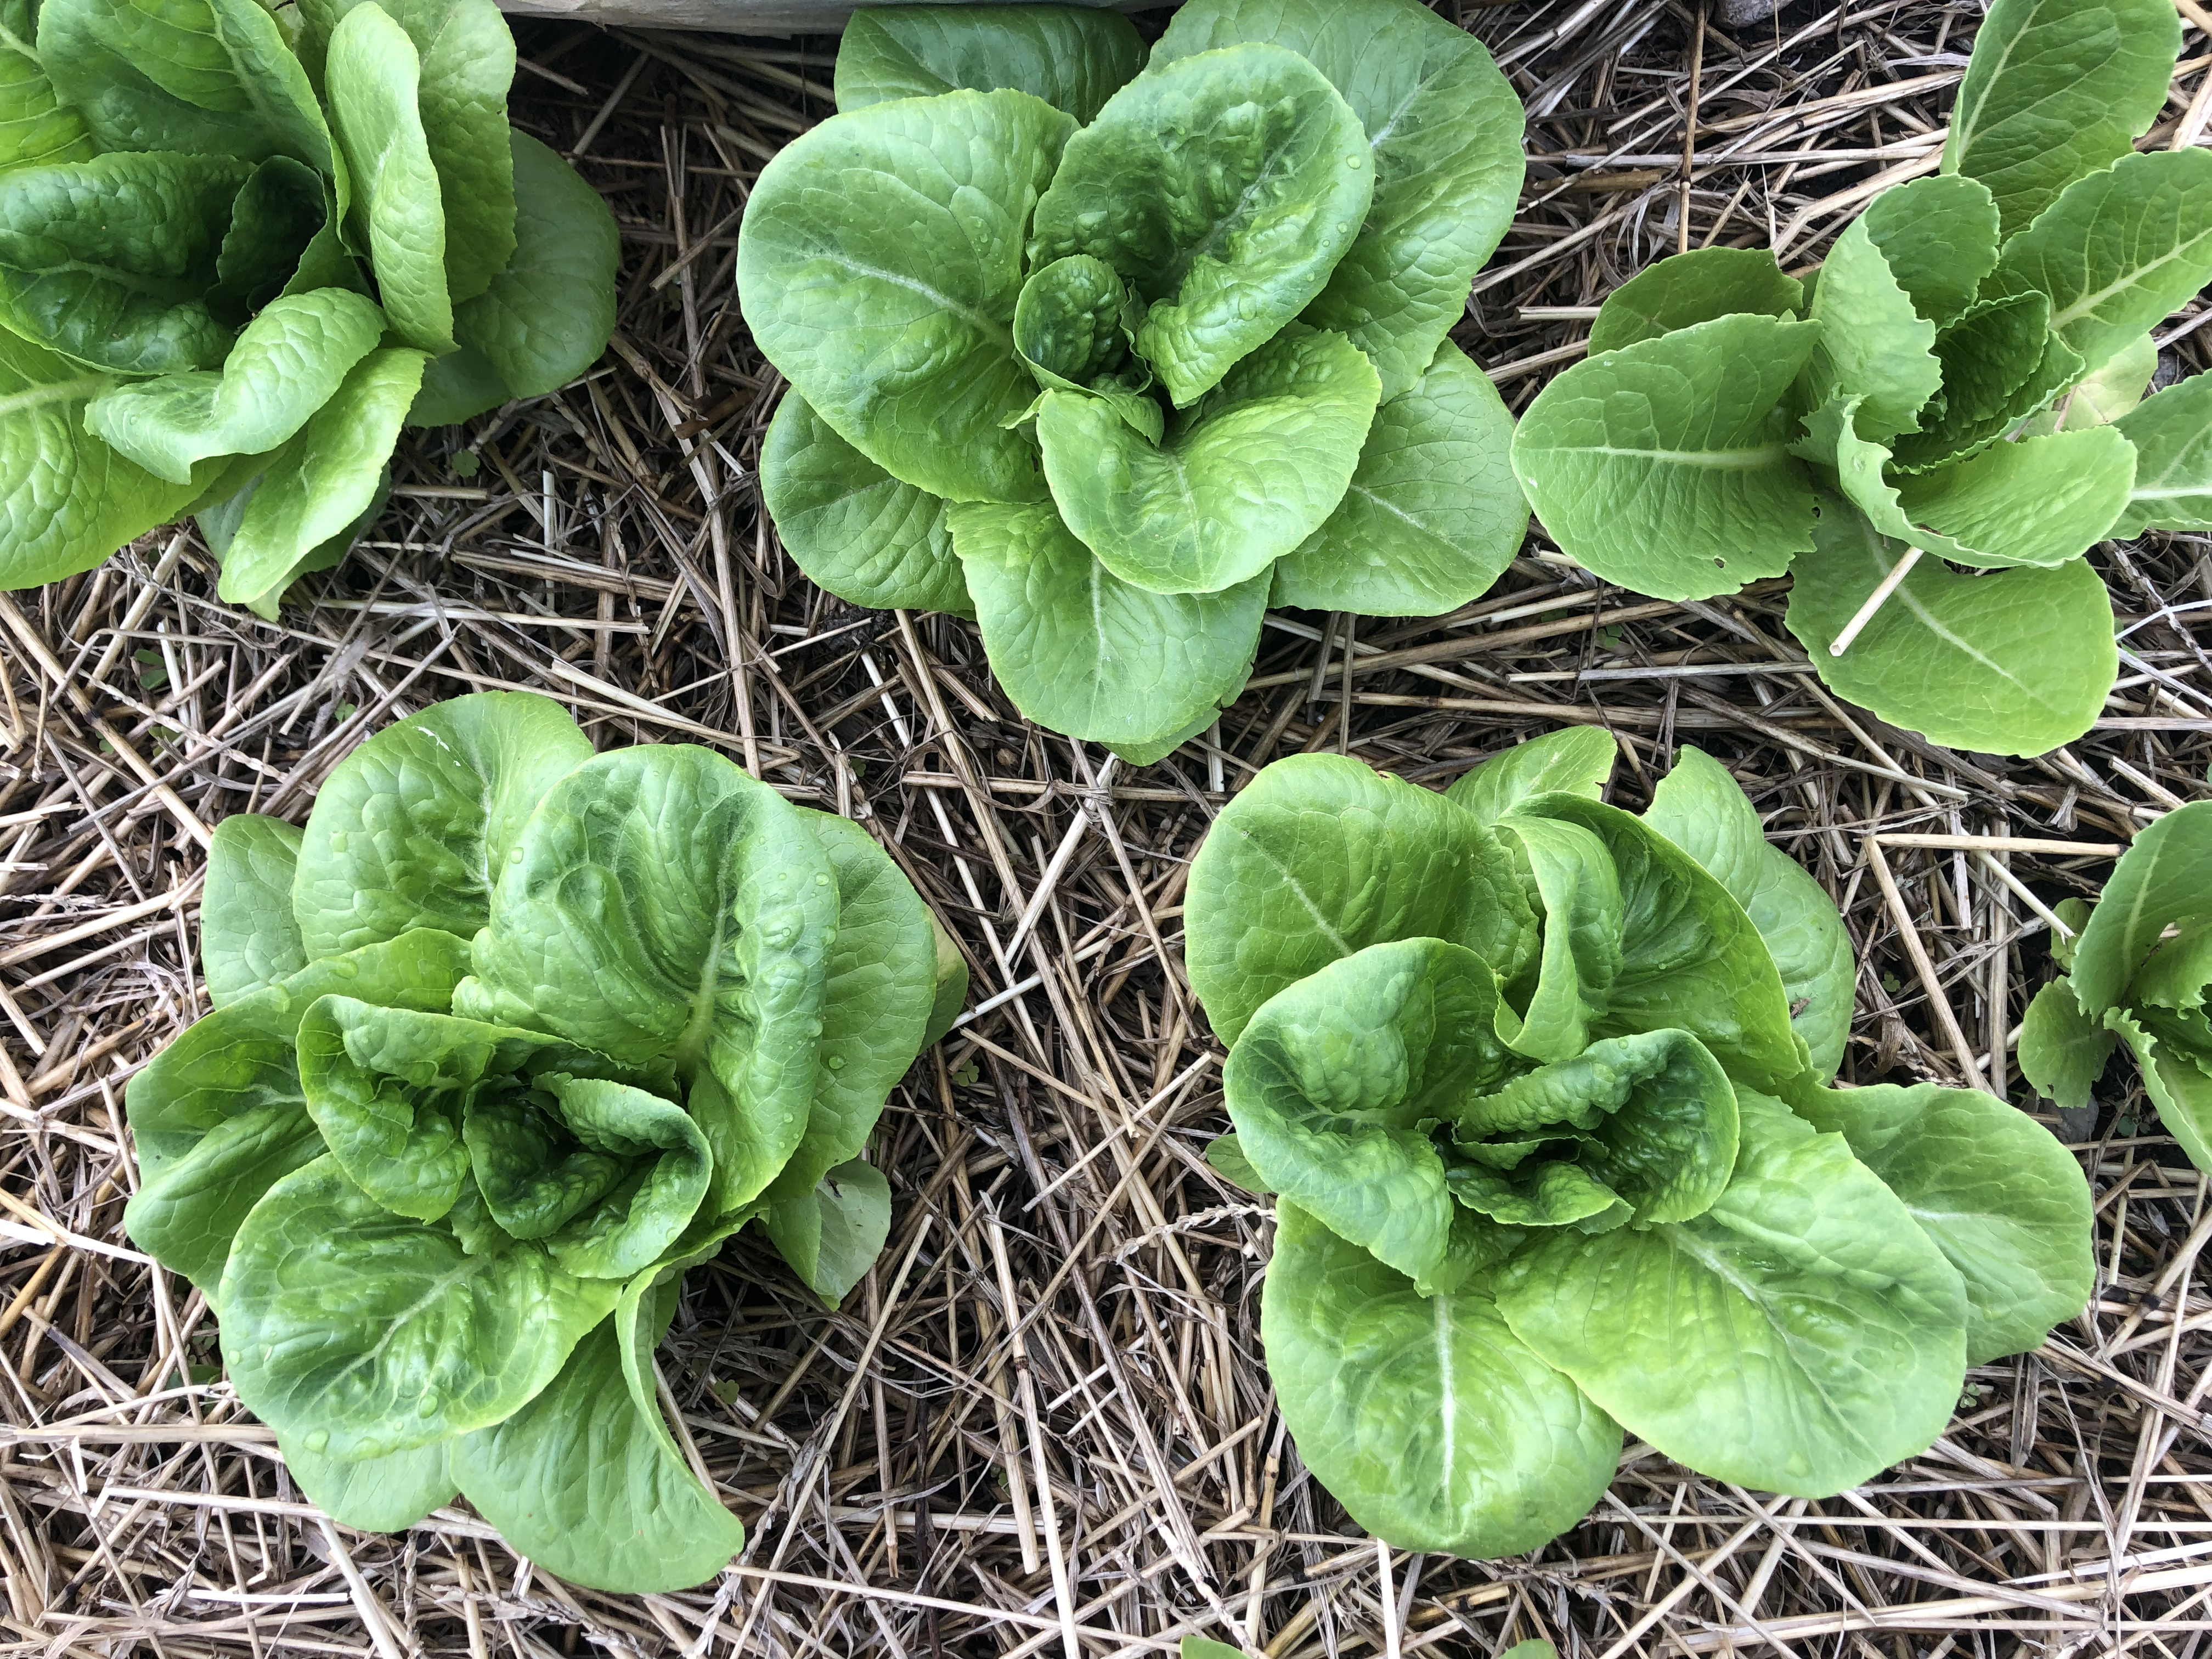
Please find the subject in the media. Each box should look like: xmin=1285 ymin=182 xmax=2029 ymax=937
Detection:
xmin=2 ymin=2 xmax=2210 ymax=1654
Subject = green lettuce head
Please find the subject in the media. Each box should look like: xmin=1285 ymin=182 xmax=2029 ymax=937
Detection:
xmin=2022 ymin=800 xmax=2212 ymax=1167
xmin=0 ymin=0 xmax=619 ymax=613
xmin=1509 ymin=0 xmax=2210 ymax=758
xmin=738 ymin=0 xmax=1530 ymax=760
xmin=123 ymin=692 xmax=963 ymax=1592
xmin=1186 ymin=729 xmax=2092 ymax=1557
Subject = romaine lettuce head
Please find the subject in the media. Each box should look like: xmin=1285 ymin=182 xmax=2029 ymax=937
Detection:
xmin=0 ymin=0 xmax=618 ymax=610
xmin=123 ymin=692 xmax=963 ymax=1593
xmin=1188 ymin=731 xmax=2093 ymax=1558
xmin=740 ymin=0 xmax=1531 ymax=758
xmin=1510 ymin=0 xmax=2209 ymax=759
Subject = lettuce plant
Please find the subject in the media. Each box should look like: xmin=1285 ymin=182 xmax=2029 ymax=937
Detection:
xmin=1186 ymin=729 xmax=2092 ymax=1555
xmin=738 ymin=0 xmax=1528 ymax=760
xmin=0 ymin=0 xmax=618 ymax=613
xmin=122 ymin=693 xmax=962 ymax=1592
xmin=1511 ymin=0 xmax=2211 ymax=758
xmin=2023 ymin=801 xmax=2212 ymax=1167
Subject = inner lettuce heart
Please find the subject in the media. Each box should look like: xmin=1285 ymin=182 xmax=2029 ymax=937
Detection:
xmin=1025 ymin=41 xmax=1372 ymax=409
xmin=1187 ymin=730 xmax=2094 ymax=1559
xmin=122 ymin=692 xmax=964 ymax=1594
xmin=741 ymin=0 xmax=1532 ymax=759
xmin=0 ymin=0 xmax=618 ymax=611
xmin=1509 ymin=0 xmax=2211 ymax=758
xmin=1036 ymin=325 xmax=1379 ymax=593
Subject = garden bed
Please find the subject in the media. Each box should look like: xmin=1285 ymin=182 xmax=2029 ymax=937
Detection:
xmin=2 ymin=2 xmax=2210 ymax=1655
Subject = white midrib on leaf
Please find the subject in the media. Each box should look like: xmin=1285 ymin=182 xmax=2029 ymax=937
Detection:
xmin=2112 ymin=830 xmax=2182 ymax=991
xmin=342 ymin=1245 xmax=496 ymax=1398
xmin=825 ymin=252 xmax=1012 ymax=351
xmin=1346 ymin=479 xmax=1453 ymax=551
xmin=1154 ymin=438 xmax=1204 ymax=583
xmin=1852 ymin=533 xmax=2057 ymax=710
xmin=1941 ymin=3 xmax=2032 ymax=171
xmin=1663 ymin=1223 xmax=1875 ymax=1458
xmin=208 ymin=10 xmax=324 ymax=162
xmin=673 ymin=904 xmax=732 ymax=1087
xmin=1171 ymin=121 xmax=1313 ymax=290
xmin=1567 ymin=441 xmax=1791 ymax=469
xmin=1887 ymin=572 xmax=2056 ymax=710
xmin=2131 ymin=457 xmax=2211 ymax=505
xmin=2047 ymin=220 xmax=2212 ymax=332
xmin=1365 ymin=75 xmax=1427 ymax=154
xmin=1433 ymin=1291 xmax=1458 ymax=1496
xmin=1084 ymin=557 xmax=1109 ymax=663
xmin=1234 ymin=828 xmax=1353 ymax=957
xmin=0 ymin=375 xmax=111 ymax=418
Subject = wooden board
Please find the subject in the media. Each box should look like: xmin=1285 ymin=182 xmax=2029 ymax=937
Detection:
xmin=498 ymin=0 xmax=1144 ymax=34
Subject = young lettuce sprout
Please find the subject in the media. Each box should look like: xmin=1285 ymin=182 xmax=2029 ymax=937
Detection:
xmin=1186 ymin=728 xmax=2092 ymax=1556
xmin=125 ymin=692 xmax=963 ymax=1592
xmin=2022 ymin=801 xmax=2212 ymax=1165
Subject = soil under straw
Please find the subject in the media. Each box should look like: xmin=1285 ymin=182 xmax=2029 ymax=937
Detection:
xmin=2 ymin=3 xmax=2210 ymax=1654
